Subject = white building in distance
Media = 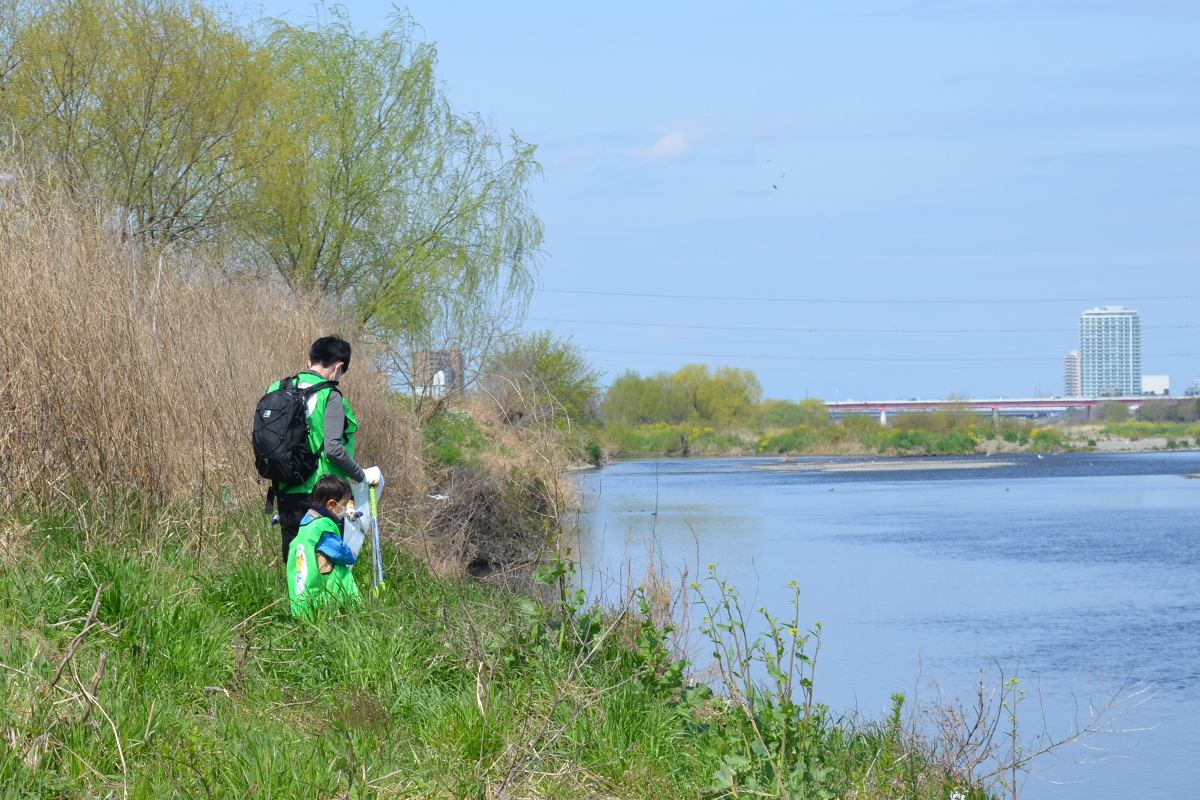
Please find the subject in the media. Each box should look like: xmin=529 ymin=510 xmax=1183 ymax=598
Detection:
xmin=1080 ymin=306 xmax=1141 ymax=398
xmin=1064 ymin=351 xmax=1081 ymax=398
xmin=1143 ymin=375 xmax=1169 ymax=396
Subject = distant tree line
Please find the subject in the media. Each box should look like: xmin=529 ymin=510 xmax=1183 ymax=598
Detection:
xmin=601 ymin=364 xmax=833 ymax=429
xmin=1137 ymin=399 xmax=1200 ymax=423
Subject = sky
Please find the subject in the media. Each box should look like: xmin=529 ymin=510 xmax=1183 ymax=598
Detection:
xmin=263 ymin=0 xmax=1200 ymax=401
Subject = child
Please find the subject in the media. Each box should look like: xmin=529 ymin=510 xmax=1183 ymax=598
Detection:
xmin=286 ymin=475 xmax=362 ymax=618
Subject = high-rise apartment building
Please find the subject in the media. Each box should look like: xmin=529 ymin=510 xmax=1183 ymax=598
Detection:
xmin=1064 ymin=351 xmax=1081 ymax=398
xmin=1080 ymin=306 xmax=1141 ymax=398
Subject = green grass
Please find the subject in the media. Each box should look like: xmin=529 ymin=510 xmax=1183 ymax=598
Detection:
xmin=0 ymin=508 xmax=988 ymax=799
xmin=605 ymin=422 xmax=750 ymax=455
xmin=422 ymin=408 xmax=488 ymax=467
xmin=0 ymin=514 xmax=703 ymax=797
xmin=611 ymin=414 xmax=1069 ymax=459
xmin=1101 ymin=420 xmax=1200 ymax=439
xmin=873 ymin=427 xmax=980 ymax=455
xmin=756 ymin=422 xmax=985 ymax=456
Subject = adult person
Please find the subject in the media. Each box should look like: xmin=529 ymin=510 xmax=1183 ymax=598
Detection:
xmin=268 ymin=335 xmax=382 ymax=564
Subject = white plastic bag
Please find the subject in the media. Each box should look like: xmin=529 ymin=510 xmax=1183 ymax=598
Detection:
xmin=342 ymin=513 xmax=366 ymax=556
xmin=347 ymin=478 xmax=380 ymax=555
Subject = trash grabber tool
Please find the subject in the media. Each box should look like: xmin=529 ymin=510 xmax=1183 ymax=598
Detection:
xmin=369 ymin=483 xmax=384 ymax=590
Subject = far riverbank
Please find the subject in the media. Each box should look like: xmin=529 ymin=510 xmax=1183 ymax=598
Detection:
xmin=603 ymin=421 xmax=1199 ymax=460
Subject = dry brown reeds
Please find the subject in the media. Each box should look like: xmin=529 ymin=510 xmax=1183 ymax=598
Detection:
xmin=0 ymin=166 xmax=418 ymax=537
xmin=406 ymin=390 xmax=581 ymax=581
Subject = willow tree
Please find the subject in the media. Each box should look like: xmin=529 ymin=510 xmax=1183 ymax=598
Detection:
xmin=0 ymin=1 xmax=542 ymax=391
xmin=256 ymin=10 xmax=542 ymax=393
xmin=0 ymin=0 xmax=273 ymax=241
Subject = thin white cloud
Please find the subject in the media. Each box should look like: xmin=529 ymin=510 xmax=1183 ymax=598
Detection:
xmin=632 ymin=131 xmax=691 ymax=161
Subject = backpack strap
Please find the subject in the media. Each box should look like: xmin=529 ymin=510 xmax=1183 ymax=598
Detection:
xmin=293 ymin=377 xmax=337 ymax=397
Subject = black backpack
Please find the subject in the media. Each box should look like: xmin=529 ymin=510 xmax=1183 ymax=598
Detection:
xmin=252 ymin=376 xmax=336 ymax=488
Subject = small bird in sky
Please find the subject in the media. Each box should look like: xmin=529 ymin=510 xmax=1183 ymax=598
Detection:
xmin=773 ymin=184 xmax=777 ymax=189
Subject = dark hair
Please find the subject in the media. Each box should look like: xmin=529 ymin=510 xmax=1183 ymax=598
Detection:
xmin=309 ymin=336 xmax=352 ymax=373
xmin=311 ymin=475 xmax=352 ymax=509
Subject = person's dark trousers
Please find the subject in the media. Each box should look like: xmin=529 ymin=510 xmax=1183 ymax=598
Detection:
xmin=277 ymin=491 xmax=312 ymax=564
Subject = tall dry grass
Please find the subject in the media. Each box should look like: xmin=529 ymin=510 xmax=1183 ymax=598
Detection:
xmin=0 ymin=167 xmax=419 ymax=533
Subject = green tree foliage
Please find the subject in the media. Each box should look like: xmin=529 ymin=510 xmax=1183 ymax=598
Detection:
xmin=603 ymin=369 xmax=665 ymax=426
xmin=697 ymin=366 xmax=762 ymax=426
xmin=483 ymin=330 xmax=602 ymax=427
xmin=1137 ymin=399 xmax=1200 ymax=423
xmin=2 ymin=0 xmax=272 ymax=241
xmin=256 ymin=9 xmax=542 ymax=334
xmin=760 ymin=398 xmax=829 ymax=429
xmin=1098 ymin=402 xmax=1131 ymax=423
xmin=0 ymin=0 xmax=542 ymax=344
xmin=602 ymin=363 xmax=763 ymax=427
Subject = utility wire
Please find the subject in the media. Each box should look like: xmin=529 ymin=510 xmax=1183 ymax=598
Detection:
xmin=536 ymin=289 xmax=1200 ymax=305
xmin=583 ymin=348 xmax=1200 ymax=363
xmin=529 ymin=317 xmax=1200 ymax=335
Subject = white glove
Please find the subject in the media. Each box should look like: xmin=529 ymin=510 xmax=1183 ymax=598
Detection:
xmin=362 ymin=466 xmax=384 ymax=490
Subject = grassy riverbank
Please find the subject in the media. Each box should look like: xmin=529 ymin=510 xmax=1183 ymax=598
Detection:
xmin=603 ymin=415 xmax=1074 ymax=458
xmin=0 ymin=509 xmax=990 ymax=799
xmin=603 ymin=415 xmax=1200 ymax=460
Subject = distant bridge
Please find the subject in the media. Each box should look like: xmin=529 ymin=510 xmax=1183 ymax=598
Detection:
xmin=825 ymin=396 xmax=1180 ymax=425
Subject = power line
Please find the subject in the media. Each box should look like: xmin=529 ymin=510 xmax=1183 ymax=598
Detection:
xmin=583 ymin=348 xmax=1200 ymax=363
xmin=536 ymin=288 xmax=1200 ymax=305
xmin=528 ymin=317 xmax=1200 ymax=335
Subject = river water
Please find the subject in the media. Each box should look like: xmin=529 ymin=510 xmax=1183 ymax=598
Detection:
xmin=573 ymin=452 xmax=1200 ymax=799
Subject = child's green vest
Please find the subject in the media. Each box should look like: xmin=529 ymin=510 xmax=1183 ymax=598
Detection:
xmin=286 ymin=513 xmax=361 ymax=618
xmin=268 ymin=373 xmax=358 ymax=494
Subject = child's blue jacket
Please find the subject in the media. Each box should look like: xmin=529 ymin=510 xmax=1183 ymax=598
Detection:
xmin=301 ymin=510 xmax=357 ymax=565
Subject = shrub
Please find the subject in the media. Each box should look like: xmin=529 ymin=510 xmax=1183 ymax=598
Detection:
xmin=875 ymin=427 xmax=979 ymax=455
xmin=1137 ymin=398 xmax=1200 ymax=423
xmin=759 ymin=424 xmax=827 ymax=454
xmin=760 ymin=398 xmax=829 ymax=429
xmin=484 ymin=330 xmax=602 ymax=428
xmin=608 ymin=422 xmax=742 ymax=454
xmin=1101 ymin=420 xmax=1200 ymax=440
xmin=423 ymin=408 xmax=486 ymax=467
xmin=1029 ymin=427 xmax=1063 ymax=452
xmin=1100 ymin=402 xmax=1131 ymax=423
xmin=1003 ymin=429 xmax=1019 ymax=443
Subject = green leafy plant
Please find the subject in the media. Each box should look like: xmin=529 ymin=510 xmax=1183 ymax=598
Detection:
xmin=693 ymin=565 xmax=834 ymax=799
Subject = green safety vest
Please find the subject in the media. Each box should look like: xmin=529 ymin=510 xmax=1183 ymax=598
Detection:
xmin=286 ymin=512 xmax=361 ymax=619
xmin=268 ymin=371 xmax=358 ymax=494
